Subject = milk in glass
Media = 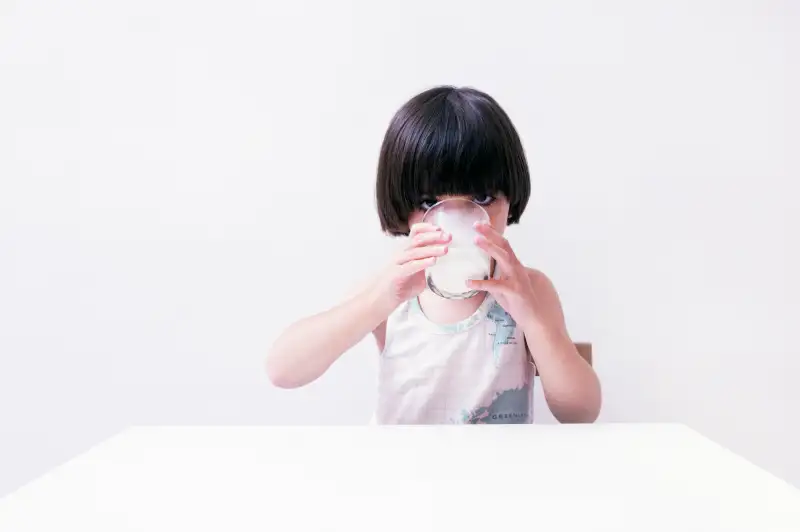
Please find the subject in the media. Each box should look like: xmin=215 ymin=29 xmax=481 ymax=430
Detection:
xmin=427 ymin=244 xmax=490 ymax=295
xmin=423 ymin=199 xmax=491 ymax=299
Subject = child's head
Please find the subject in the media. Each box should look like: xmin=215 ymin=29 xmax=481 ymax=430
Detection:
xmin=376 ymin=86 xmax=530 ymax=236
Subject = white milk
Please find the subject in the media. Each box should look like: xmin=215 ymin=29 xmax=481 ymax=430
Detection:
xmin=427 ymin=246 xmax=490 ymax=295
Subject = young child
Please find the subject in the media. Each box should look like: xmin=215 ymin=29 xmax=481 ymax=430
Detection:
xmin=267 ymin=86 xmax=601 ymax=424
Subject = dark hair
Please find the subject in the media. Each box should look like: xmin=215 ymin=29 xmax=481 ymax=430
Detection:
xmin=376 ymin=86 xmax=530 ymax=236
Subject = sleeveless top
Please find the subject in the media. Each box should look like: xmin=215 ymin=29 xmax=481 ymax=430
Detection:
xmin=375 ymin=292 xmax=535 ymax=424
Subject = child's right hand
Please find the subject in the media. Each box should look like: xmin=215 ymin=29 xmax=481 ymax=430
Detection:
xmin=376 ymin=223 xmax=450 ymax=309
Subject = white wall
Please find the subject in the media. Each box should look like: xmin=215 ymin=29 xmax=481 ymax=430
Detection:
xmin=1 ymin=0 xmax=798 ymax=495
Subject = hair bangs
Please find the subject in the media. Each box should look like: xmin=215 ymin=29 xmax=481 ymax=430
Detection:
xmin=377 ymin=86 xmax=530 ymax=235
xmin=404 ymin=96 xmax=516 ymax=207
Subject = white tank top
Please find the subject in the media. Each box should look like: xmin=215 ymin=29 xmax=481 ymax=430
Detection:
xmin=375 ymin=293 xmax=535 ymax=424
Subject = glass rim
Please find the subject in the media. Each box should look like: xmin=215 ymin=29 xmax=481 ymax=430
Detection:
xmin=420 ymin=197 xmax=490 ymax=223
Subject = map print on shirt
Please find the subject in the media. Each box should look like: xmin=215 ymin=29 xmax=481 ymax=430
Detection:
xmin=459 ymin=386 xmax=531 ymax=424
xmin=486 ymin=301 xmax=518 ymax=367
xmin=455 ymin=302 xmax=530 ymax=424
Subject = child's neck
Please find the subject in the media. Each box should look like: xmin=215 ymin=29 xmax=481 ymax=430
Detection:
xmin=417 ymin=289 xmax=489 ymax=325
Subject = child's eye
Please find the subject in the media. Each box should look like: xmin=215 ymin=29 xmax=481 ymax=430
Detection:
xmin=473 ymin=194 xmax=495 ymax=206
xmin=420 ymin=198 xmax=437 ymax=211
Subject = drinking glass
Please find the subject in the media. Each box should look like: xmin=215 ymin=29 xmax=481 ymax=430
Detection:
xmin=421 ymin=198 xmax=491 ymax=299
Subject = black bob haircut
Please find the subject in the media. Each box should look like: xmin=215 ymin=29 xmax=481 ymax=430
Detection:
xmin=376 ymin=86 xmax=531 ymax=236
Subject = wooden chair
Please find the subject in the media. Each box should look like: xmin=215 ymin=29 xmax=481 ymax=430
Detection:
xmin=534 ymin=342 xmax=592 ymax=376
xmin=575 ymin=342 xmax=593 ymax=366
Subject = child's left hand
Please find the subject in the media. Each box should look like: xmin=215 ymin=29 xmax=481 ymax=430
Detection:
xmin=466 ymin=222 xmax=549 ymax=330
xmin=468 ymin=222 xmax=601 ymax=424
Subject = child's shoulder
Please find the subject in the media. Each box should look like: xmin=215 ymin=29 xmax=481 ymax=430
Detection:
xmin=525 ymin=267 xmax=555 ymax=290
xmin=524 ymin=267 xmax=565 ymax=313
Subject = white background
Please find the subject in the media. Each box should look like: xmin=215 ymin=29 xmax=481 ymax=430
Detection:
xmin=1 ymin=0 xmax=798 ymax=496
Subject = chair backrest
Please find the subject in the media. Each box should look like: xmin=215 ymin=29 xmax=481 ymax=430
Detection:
xmin=575 ymin=342 xmax=593 ymax=366
xmin=534 ymin=342 xmax=592 ymax=376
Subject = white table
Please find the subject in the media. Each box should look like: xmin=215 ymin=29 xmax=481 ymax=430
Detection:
xmin=1 ymin=424 xmax=798 ymax=531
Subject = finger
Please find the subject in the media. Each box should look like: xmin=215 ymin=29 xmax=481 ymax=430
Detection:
xmin=399 ymin=256 xmax=437 ymax=276
xmin=473 ymin=221 xmax=509 ymax=249
xmin=467 ymin=278 xmax=512 ymax=296
xmin=397 ymin=244 xmax=448 ymax=265
xmin=475 ymin=235 xmax=515 ymax=273
xmin=475 ymin=223 xmax=518 ymax=263
xmin=407 ymin=229 xmax=451 ymax=250
xmin=409 ymin=223 xmax=441 ymax=238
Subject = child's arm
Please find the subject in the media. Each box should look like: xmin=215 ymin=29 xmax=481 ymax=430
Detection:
xmin=467 ymin=222 xmax=601 ymax=423
xmin=266 ymin=223 xmax=450 ymax=389
xmin=266 ymin=280 xmax=394 ymax=389
xmin=522 ymin=269 xmax=601 ymax=423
